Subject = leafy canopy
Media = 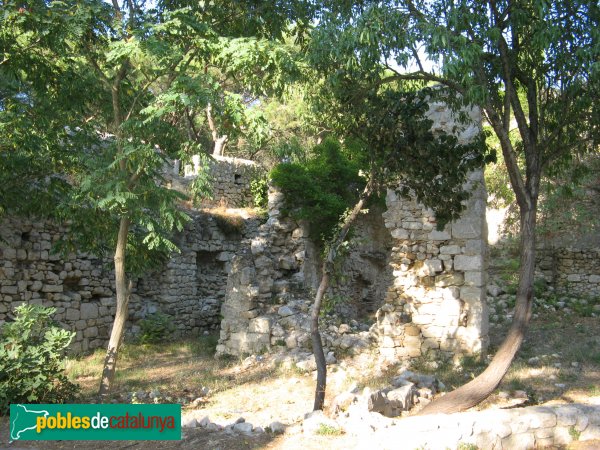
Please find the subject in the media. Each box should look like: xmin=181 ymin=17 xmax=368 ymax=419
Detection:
xmin=0 ymin=0 xmax=314 ymax=272
xmin=270 ymin=138 xmax=365 ymax=243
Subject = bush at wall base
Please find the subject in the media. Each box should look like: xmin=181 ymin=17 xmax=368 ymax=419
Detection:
xmin=0 ymin=305 xmax=79 ymax=414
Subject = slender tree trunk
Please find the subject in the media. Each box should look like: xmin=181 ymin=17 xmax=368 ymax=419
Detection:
xmin=418 ymin=204 xmax=537 ymax=415
xmin=98 ymin=216 xmax=131 ymax=401
xmin=206 ymin=103 xmax=228 ymax=156
xmin=312 ymin=178 xmax=374 ymax=410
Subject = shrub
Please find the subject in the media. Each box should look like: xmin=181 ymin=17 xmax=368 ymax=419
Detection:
xmin=139 ymin=312 xmax=176 ymax=344
xmin=270 ymin=138 xmax=365 ymax=243
xmin=0 ymin=305 xmax=79 ymax=413
xmin=250 ymin=174 xmax=269 ymax=209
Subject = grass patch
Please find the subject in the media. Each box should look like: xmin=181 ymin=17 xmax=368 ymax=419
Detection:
xmin=409 ymin=355 xmax=486 ymax=391
xmin=588 ymin=385 xmax=600 ymax=395
xmin=569 ymin=426 xmax=581 ymax=441
xmin=315 ymin=423 xmax=344 ymax=436
xmin=65 ymin=335 xmax=256 ymax=402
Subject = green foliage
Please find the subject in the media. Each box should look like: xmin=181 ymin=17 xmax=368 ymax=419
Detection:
xmin=315 ymin=423 xmax=344 ymax=436
xmin=270 ymin=138 xmax=365 ymax=243
xmin=138 ymin=312 xmax=176 ymax=345
xmin=457 ymin=444 xmax=479 ymax=450
xmin=320 ymin=294 xmax=347 ymax=317
xmin=250 ymin=174 xmax=269 ymax=209
xmin=569 ymin=426 xmax=581 ymax=441
xmin=0 ymin=305 xmax=79 ymax=413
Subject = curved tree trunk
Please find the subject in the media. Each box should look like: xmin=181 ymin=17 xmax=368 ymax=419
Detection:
xmin=98 ymin=216 xmax=131 ymax=401
xmin=418 ymin=206 xmax=537 ymax=415
xmin=312 ymin=178 xmax=374 ymax=410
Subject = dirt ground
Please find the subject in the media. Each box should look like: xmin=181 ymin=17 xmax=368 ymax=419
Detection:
xmin=2 ymin=311 xmax=599 ymax=450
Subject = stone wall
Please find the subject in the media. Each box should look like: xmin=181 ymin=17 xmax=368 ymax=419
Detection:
xmin=365 ymin=100 xmax=488 ymax=361
xmin=216 ymin=187 xmax=313 ymax=356
xmin=328 ymin=207 xmax=394 ymax=321
xmin=350 ymin=403 xmax=600 ymax=449
xmin=217 ymin=101 xmax=489 ymax=361
xmin=537 ymin=245 xmax=600 ymax=298
xmin=177 ymin=155 xmax=263 ymax=207
xmin=372 ymin=169 xmax=488 ymax=361
xmin=0 ymin=213 xmax=259 ymax=353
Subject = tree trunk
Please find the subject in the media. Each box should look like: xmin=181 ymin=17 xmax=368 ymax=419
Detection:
xmin=206 ymin=103 xmax=228 ymax=156
xmin=312 ymin=178 xmax=374 ymax=410
xmin=213 ymin=135 xmax=228 ymax=156
xmin=98 ymin=216 xmax=131 ymax=401
xmin=418 ymin=205 xmax=537 ymax=415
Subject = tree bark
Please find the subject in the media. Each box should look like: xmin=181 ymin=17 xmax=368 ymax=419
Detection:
xmin=206 ymin=103 xmax=228 ymax=156
xmin=312 ymin=178 xmax=374 ymax=411
xmin=418 ymin=204 xmax=537 ymax=415
xmin=98 ymin=216 xmax=131 ymax=401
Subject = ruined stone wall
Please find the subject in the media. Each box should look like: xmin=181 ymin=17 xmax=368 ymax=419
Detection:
xmin=217 ymin=101 xmax=489 ymax=360
xmin=178 ymin=155 xmax=263 ymax=207
xmin=216 ymin=187 xmax=313 ymax=356
xmin=0 ymin=213 xmax=258 ymax=353
xmin=537 ymin=245 xmax=600 ymax=298
xmin=372 ymin=169 xmax=488 ymax=361
xmin=328 ymin=207 xmax=394 ymax=322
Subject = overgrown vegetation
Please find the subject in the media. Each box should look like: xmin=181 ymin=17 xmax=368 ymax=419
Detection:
xmin=138 ymin=312 xmax=176 ymax=345
xmin=270 ymin=138 xmax=365 ymax=243
xmin=0 ymin=305 xmax=79 ymax=413
xmin=250 ymin=174 xmax=269 ymax=209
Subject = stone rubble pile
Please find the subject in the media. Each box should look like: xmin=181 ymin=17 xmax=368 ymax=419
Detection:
xmin=329 ymin=369 xmax=445 ymax=419
xmin=181 ymin=412 xmax=286 ymax=436
xmin=487 ymin=271 xmax=600 ymax=328
xmin=298 ymin=402 xmax=600 ymax=449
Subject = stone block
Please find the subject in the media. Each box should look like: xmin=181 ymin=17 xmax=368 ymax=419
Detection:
xmin=460 ymin=286 xmax=482 ymax=304
xmin=387 ymin=383 xmax=416 ymax=413
xmin=428 ymin=227 xmax=451 ymax=241
xmin=465 ymin=239 xmax=486 ymax=256
xmin=404 ymin=325 xmax=420 ymax=336
xmin=435 ymin=273 xmax=464 ymax=287
xmin=248 ymin=317 xmax=271 ymax=334
xmin=66 ymin=308 xmax=80 ymax=321
xmin=454 ymin=255 xmax=482 ymax=271
xmin=452 ymin=217 xmax=481 ymax=239
xmin=83 ymin=326 xmax=98 ymax=338
xmin=80 ymin=303 xmax=99 ymax=320
xmin=464 ymin=270 xmax=484 ymax=287
xmin=1 ymin=285 xmax=18 ymax=295
xmin=440 ymin=245 xmax=461 ymax=255
xmin=391 ymin=229 xmax=409 ymax=239
xmin=2 ymin=248 xmax=16 ymax=259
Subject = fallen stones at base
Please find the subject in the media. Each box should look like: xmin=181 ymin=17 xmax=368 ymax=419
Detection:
xmin=302 ymin=403 xmax=600 ymax=450
xmin=332 ymin=370 xmax=443 ymax=418
xmin=181 ymin=412 xmax=287 ymax=436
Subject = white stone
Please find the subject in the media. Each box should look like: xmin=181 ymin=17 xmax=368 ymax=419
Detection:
xmin=248 ymin=317 xmax=271 ymax=334
xmin=278 ymin=305 xmax=294 ymax=317
xmin=452 ymin=217 xmax=481 ymax=239
xmin=428 ymin=229 xmax=451 ymax=240
xmin=391 ymin=229 xmax=409 ymax=239
xmin=454 ymin=255 xmax=482 ymax=271
xmin=440 ymin=245 xmax=461 ymax=255
xmin=233 ymin=422 xmax=253 ymax=433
